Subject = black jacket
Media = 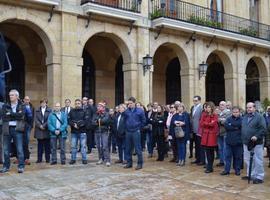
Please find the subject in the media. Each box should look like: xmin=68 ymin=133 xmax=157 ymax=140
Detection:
xmin=114 ymin=113 xmax=126 ymax=138
xmin=34 ymin=106 xmax=51 ymax=139
xmin=92 ymin=112 xmax=110 ymax=132
xmin=68 ymin=108 xmax=87 ymax=134
xmin=224 ymin=116 xmax=242 ymax=146
xmin=150 ymin=112 xmax=165 ymax=137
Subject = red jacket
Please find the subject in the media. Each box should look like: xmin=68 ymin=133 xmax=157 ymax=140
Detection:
xmin=200 ymin=113 xmax=219 ymax=147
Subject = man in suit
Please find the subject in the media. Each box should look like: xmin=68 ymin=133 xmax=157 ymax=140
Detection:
xmin=190 ymin=95 xmax=204 ymax=165
xmin=114 ymin=104 xmax=126 ymax=163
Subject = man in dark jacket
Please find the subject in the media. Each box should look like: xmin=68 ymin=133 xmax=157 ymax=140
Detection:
xmin=123 ymin=97 xmax=146 ymax=170
xmin=34 ymin=99 xmax=51 ymax=163
xmin=69 ymin=99 xmax=88 ymax=165
xmin=0 ymin=101 xmax=4 ymax=164
xmin=220 ymin=106 xmax=242 ymax=176
xmin=23 ymin=96 xmax=34 ymax=165
xmin=241 ymin=102 xmax=266 ymax=184
xmin=114 ymin=104 xmax=126 ymax=163
xmin=1 ymin=89 xmax=25 ymax=173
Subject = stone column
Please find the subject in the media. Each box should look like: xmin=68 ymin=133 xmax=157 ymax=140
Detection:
xmin=181 ymin=67 xmax=195 ymax=110
xmin=123 ymin=63 xmax=138 ymax=101
xmin=224 ymin=73 xmax=238 ymax=105
xmin=260 ymin=76 xmax=270 ymax=102
xmin=46 ymin=62 xmax=62 ymax=107
xmin=60 ymin=13 xmax=83 ymax=105
xmin=236 ymin=48 xmax=247 ymax=109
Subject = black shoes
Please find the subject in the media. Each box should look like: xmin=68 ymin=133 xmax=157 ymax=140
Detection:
xmin=115 ymin=160 xmax=123 ymax=164
xmin=204 ymin=169 xmax=213 ymax=173
xmin=220 ymin=171 xmax=230 ymax=176
xmin=123 ymin=164 xmax=132 ymax=169
xmin=82 ymin=160 xmax=87 ymax=165
xmin=61 ymin=161 xmax=66 ymax=165
xmin=36 ymin=160 xmax=42 ymax=163
xmin=241 ymin=176 xmax=250 ymax=180
xmin=135 ymin=165 xmax=143 ymax=170
xmin=69 ymin=160 xmax=76 ymax=165
xmin=235 ymin=172 xmax=240 ymax=176
xmin=50 ymin=162 xmax=57 ymax=165
xmin=253 ymin=179 xmax=264 ymax=184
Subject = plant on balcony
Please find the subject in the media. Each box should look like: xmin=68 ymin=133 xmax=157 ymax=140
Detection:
xmin=239 ymin=27 xmax=258 ymax=37
xmin=150 ymin=7 xmax=162 ymax=20
xmin=187 ymin=14 xmax=222 ymax=29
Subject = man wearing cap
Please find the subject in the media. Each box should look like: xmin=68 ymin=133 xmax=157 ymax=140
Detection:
xmin=241 ymin=102 xmax=266 ymax=184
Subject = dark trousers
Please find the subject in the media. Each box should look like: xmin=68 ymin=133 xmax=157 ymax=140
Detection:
xmin=157 ymin=134 xmax=165 ymax=160
xmin=0 ymin=127 xmax=2 ymax=163
xmin=86 ymin=130 xmax=93 ymax=150
xmin=37 ymin=139 xmax=50 ymax=162
xmin=23 ymin=124 xmax=32 ymax=160
xmin=189 ymin=133 xmax=195 ymax=157
xmin=108 ymin=131 xmax=117 ymax=153
xmin=195 ymin=135 xmax=205 ymax=163
xmin=171 ymin=137 xmax=178 ymax=160
xmin=116 ymin=136 xmax=126 ymax=161
xmin=205 ymin=147 xmax=215 ymax=171
xmin=225 ymin=144 xmax=242 ymax=173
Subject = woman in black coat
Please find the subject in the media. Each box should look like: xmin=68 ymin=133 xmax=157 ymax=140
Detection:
xmin=34 ymin=99 xmax=51 ymax=163
xmin=151 ymin=105 xmax=166 ymax=161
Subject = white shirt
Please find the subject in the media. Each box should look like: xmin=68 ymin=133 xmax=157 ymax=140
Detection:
xmin=65 ymin=107 xmax=70 ymax=114
xmin=41 ymin=107 xmax=46 ymax=116
xmin=192 ymin=104 xmax=201 ymax=117
xmin=117 ymin=114 xmax=122 ymax=130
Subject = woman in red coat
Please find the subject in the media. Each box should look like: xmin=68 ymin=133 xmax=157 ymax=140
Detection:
xmin=199 ymin=101 xmax=219 ymax=173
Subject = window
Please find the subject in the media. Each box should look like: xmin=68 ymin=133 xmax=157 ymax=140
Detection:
xmin=210 ymin=0 xmax=223 ymax=22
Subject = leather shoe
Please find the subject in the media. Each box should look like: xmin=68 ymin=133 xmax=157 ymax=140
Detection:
xmin=135 ymin=165 xmax=142 ymax=170
xmin=115 ymin=160 xmax=123 ymax=164
xmin=82 ymin=160 xmax=87 ymax=165
xmin=204 ymin=169 xmax=213 ymax=173
xmin=197 ymin=162 xmax=205 ymax=166
xmin=216 ymin=163 xmax=224 ymax=167
xmin=123 ymin=164 xmax=132 ymax=169
xmin=191 ymin=160 xmax=199 ymax=164
xmin=50 ymin=162 xmax=57 ymax=165
xmin=61 ymin=161 xmax=66 ymax=165
xmin=253 ymin=179 xmax=264 ymax=184
xmin=220 ymin=171 xmax=230 ymax=176
xmin=69 ymin=160 xmax=76 ymax=165
xmin=235 ymin=172 xmax=240 ymax=176
xmin=241 ymin=176 xmax=250 ymax=180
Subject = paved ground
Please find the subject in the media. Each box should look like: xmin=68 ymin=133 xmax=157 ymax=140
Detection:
xmin=0 ymin=142 xmax=269 ymax=200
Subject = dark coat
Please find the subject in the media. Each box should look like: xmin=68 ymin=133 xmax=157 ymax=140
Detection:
xmin=224 ymin=116 xmax=242 ymax=146
xmin=92 ymin=112 xmax=110 ymax=133
xmin=200 ymin=113 xmax=219 ymax=147
xmin=68 ymin=108 xmax=87 ymax=134
xmin=2 ymin=100 xmax=25 ymax=135
xmin=263 ymin=113 xmax=270 ymax=147
xmin=34 ymin=107 xmax=51 ymax=139
xmin=114 ymin=113 xmax=126 ymax=138
xmin=169 ymin=112 xmax=190 ymax=141
xmin=241 ymin=112 xmax=266 ymax=145
xmin=24 ymin=103 xmax=35 ymax=128
xmin=150 ymin=112 xmax=166 ymax=137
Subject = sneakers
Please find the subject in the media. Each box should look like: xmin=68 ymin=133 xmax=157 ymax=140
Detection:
xmin=96 ymin=160 xmax=103 ymax=165
xmin=69 ymin=160 xmax=76 ymax=165
xmin=106 ymin=162 xmax=111 ymax=167
xmin=18 ymin=168 xmax=24 ymax=173
xmin=0 ymin=167 xmax=9 ymax=173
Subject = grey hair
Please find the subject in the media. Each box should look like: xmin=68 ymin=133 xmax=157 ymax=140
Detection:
xmin=9 ymin=89 xmax=19 ymax=98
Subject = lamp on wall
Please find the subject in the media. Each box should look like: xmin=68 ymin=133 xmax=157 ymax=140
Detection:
xmin=199 ymin=62 xmax=208 ymax=79
xmin=142 ymin=54 xmax=153 ymax=76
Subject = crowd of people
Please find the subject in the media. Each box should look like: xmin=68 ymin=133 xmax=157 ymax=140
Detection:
xmin=0 ymin=89 xmax=269 ymax=184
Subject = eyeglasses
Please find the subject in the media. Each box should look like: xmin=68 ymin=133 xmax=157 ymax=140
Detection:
xmin=170 ymin=107 xmax=175 ymax=109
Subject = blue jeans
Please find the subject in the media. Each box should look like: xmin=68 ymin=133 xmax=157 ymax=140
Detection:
xmin=71 ymin=133 xmax=87 ymax=161
xmin=95 ymin=131 xmax=110 ymax=162
xmin=146 ymin=130 xmax=153 ymax=155
xmin=50 ymin=137 xmax=66 ymax=163
xmin=224 ymin=144 xmax=242 ymax=173
xmin=3 ymin=127 xmax=24 ymax=169
xmin=176 ymin=139 xmax=186 ymax=161
xmin=125 ymin=130 xmax=143 ymax=166
xmin=218 ymin=135 xmax=226 ymax=164
xmin=116 ymin=136 xmax=126 ymax=161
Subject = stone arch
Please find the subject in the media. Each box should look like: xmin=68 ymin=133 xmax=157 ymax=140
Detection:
xmin=0 ymin=8 xmax=57 ymax=63
xmin=79 ymin=31 xmax=132 ymax=64
xmin=244 ymin=56 xmax=268 ymax=77
xmin=152 ymin=42 xmax=190 ymax=104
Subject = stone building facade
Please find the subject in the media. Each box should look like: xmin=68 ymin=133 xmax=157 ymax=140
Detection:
xmin=0 ymin=0 xmax=269 ymax=110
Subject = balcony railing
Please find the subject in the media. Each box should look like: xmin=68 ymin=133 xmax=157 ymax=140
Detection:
xmin=150 ymin=0 xmax=270 ymax=41
xmin=81 ymin=0 xmax=141 ymax=13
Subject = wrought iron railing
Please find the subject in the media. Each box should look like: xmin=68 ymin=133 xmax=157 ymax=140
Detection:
xmin=150 ymin=0 xmax=270 ymax=41
xmin=81 ymin=0 xmax=141 ymax=13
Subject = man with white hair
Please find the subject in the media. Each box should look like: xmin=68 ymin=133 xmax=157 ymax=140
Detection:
xmin=0 ymin=89 xmax=25 ymax=173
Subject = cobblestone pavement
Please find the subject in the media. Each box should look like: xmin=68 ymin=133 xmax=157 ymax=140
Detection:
xmin=0 ymin=142 xmax=269 ymax=200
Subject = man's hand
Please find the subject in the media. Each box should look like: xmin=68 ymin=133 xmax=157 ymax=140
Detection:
xmin=251 ymin=136 xmax=257 ymax=141
xmin=74 ymin=123 xmax=78 ymax=129
xmin=40 ymin=125 xmax=44 ymax=130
